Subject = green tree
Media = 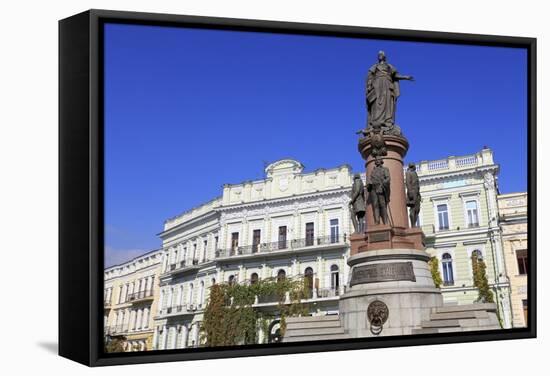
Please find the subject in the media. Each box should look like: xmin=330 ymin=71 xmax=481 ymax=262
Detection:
xmin=428 ymin=256 xmax=443 ymax=288
xmin=471 ymin=252 xmax=494 ymax=303
xmin=104 ymin=337 xmax=126 ymax=353
xmin=201 ymin=277 xmax=309 ymax=347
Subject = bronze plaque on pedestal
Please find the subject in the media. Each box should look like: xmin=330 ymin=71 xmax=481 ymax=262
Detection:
xmin=350 ymin=262 xmax=416 ymax=286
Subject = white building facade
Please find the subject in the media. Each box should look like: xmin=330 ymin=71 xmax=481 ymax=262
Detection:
xmin=152 ymin=150 xmax=513 ymax=348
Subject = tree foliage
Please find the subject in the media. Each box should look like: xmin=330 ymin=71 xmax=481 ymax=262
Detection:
xmin=471 ymin=253 xmax=494 ymax=303
xmin=104 ymin=337 xmax=126 ymax=353
xmin=428 ymin=256 xmax=443 ymax=288
xmin=201 ymin=277 xmax=309 ymax=347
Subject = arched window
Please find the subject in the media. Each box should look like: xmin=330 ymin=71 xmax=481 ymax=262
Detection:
xmin=472 ymin=249 xmax=483 ymax=260
xmin=188 ymin=283 xmax=194 ymax=306
xmin=277 ymin=269 xmax=286 ymax=282
xmin=304 ymin=267 xmax=314 ymax=298
xmin=250 ymin=272 xmax=259 ymax=285
xmin=198 ymin=281 xmax=205 ymax=307
xmin=442 ymin=253 xmax=454 ymax=286
xmin=178 ymin=285 xmax=184 ymax=306
xmin=228 ymin=275 xmax=235 ymax=286
xmin=330 ymin=264 xmax=340 ymax=293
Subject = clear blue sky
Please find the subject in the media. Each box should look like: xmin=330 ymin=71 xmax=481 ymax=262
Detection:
xmin=104 ymin=23 xmax=527 ymax=267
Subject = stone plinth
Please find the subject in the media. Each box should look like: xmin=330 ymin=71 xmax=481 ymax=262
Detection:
xmin=350 ymin=225 xmax=425 ymax=254
xmin=338 ymin=132 xmax=444 ymax=338
xmin=339 ymin=249 xmax=444 ymax=337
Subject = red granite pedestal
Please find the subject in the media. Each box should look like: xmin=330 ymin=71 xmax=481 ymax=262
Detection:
xmin=350 ymin=134 xmax=425 ymax=255
xmin=339 ymin=133 xmax=443 ymax=337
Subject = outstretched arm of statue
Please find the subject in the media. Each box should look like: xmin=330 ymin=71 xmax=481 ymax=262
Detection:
xmin=395 ymin=73 xmax=414 ymax=81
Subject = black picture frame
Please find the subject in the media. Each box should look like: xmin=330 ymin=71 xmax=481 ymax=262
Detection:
xmin=59 ymin=9 xmax=537 ymax=367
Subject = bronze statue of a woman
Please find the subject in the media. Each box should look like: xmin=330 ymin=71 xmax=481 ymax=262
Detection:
xmin=366 ymin=51 xmax=414 ymax=133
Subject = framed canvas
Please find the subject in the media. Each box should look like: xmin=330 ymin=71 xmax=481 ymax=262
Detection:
xmin=59 ymin=9 xmax=536 ymax=366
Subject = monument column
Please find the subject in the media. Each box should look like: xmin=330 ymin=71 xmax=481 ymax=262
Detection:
xmin=340 ymin=50 xmax=441 ymax=337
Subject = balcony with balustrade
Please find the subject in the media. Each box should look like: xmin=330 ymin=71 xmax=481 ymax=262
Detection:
xmin=214 ymin=234 xmax=347 ymax=261
xmin=162 ymin=258 xmax=203 ymax=277
xmin=126 ymin=289 xmax=154 ymax=304
xmin=157 ymin=303 xmax=203 ymax=318
xmin=406 ymin=149 xmax=496 ymax=177
xmin=104 ymin=324 xmax=129 ymax=336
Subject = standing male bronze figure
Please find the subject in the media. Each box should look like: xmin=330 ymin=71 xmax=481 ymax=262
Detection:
xmin=350 ymin=174 xmax=366 ymax=233
xmin=366 ymin=51 xmax=414 ymax=133
xmin=367 ymin=158 xmax=391 ymax=225
xmin=405 ymin=162 xmax=421 ymax=227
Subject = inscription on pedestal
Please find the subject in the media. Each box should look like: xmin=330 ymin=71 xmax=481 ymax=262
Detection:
xmin=350 ymin=262 xmax=416 ymax=286
xmin=369 ymin=232 xmax=390 ymax=242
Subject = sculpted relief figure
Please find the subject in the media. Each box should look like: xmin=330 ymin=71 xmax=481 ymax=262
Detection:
xmin=367 ymin=158 xmax=391 ymax=225
xmin=405 ymin=163 xmax=421 ymax=227
xmin=350 ymin=174 xmax=366 ymax=233
xmin=366 ymin=51 xmax=414 ymax=134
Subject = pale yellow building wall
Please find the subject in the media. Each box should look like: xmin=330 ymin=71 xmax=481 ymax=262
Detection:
xmin=498 ymin=192 xmax=528 ymax=327
xmin=104 ymin=250 xmax=163 ymax=351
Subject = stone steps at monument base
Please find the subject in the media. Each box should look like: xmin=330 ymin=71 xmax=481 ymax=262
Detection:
xmin=286 ymin=327 xmax=347 ymax=337
xmin=420 ymin=319 xmax=461 ymax=328
xmin=413 ymin=303 xmax=500 ymax=334
xmin=411 ymin=324 xmax=500 ymax=335
xmin=286 ymin=315 xmax=340 ymax=324
xmin=421 ymin=318 xmax=497 ymax=329
xmin=432 ymin=303 xmax=497 ymax=314
xmin=429 ymin=310 xmax=489 ymax=321
xmin=283 ymin=333 xmax=352 ymax=343
xmin=283 ymin=315 xmax=351 ymax=343
xmin=411 ymin=327 xmax=464 ymax=335
xmin=286 ymin=320 xmax=343 ymax=330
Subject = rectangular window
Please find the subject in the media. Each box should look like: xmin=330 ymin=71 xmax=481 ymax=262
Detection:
xmin=437 ymin=204 xmax=450 ymax=230
xmin=465 ymin=200 xmax=479 ymax=227
xmin=442 ymin=262 xmax=454 ymax=285
xmin=305 ymin=222 xmax=314 ymax=246
xmin=330 ymin=219 xmax=339 ymax=243
xmin=203 ymin=240 xmax=208 ymax=261
xmin=252 ymin=229 xmax=261 ymax=252
xmin=516 ymin=249 xmax=528 ymax=275
xmin=231 ymin=232 xmax=239 ymax=255
xmin=278 ymin=226 xmax=287 ymax=249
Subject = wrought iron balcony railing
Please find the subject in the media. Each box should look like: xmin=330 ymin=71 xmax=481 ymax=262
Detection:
xmin=126 ymin=289 xmax=154 ymax=302
xmin=105 ymin=324 xmax=129 ymax=335
xmin=165 ymin=259 xmax=201 ymax=274
xmin=159 ymin=303 xmax=199 ymax=316
xmin=215 ymin=234 xmax=346 ymax=259
xmin=316 ymin=287 xmax=341 ymax=298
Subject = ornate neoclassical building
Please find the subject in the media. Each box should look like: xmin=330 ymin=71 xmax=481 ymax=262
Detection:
xmin=104 ymin=249 xmax=163 ymax=351
xmin=497 ymin=192 xmax=528 ymax=327
xmin=417 ymin=148 xmax=512 ymax=328
xmin=149 ymin=148 xmax=514 ymax=349
xmin=153 ymin=160 xmax=351 ymax=349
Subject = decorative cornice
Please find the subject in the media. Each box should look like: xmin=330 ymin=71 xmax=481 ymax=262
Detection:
xmin=217 ymin=187 xmax=350 ymax=213
xmin=433 ymin=242 xmax=458 ymax=249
